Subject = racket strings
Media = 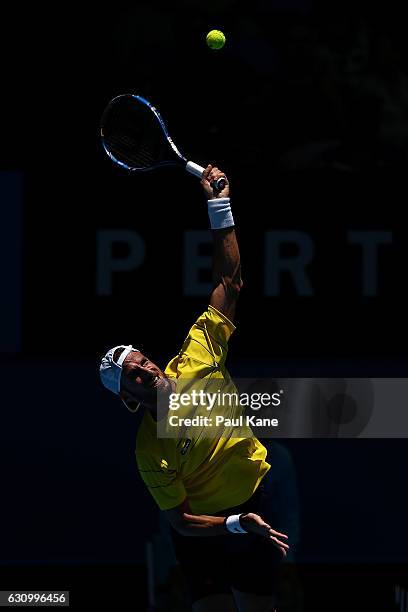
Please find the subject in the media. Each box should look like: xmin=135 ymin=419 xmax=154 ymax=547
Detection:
xmin=101 ymin=96 xmax=182 ymax=171
xmin=105 ymin=125 xmax=162 ymax=168
xmin=106 ymin=131 xmax=155 ymax=168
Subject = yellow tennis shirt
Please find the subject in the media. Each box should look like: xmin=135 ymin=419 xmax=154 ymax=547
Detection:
xmin=135 ymin=305 xmax=270 ymax=514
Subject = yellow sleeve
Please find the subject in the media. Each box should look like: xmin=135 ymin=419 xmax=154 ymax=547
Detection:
xmin=136 ymin=451 xmax=187 ymax=511
xmin=165 ymin=306 xmax=236 ymax=378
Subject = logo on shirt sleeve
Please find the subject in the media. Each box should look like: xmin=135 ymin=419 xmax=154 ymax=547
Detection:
xmin=180 ymin=439 xmax=192 ymax=455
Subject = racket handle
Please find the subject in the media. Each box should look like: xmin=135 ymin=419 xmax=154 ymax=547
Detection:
xmin=186 ymin=161 xmax=227 ymax=193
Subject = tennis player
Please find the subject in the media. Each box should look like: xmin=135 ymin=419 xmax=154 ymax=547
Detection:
xmin=100 ymin=165 xmax=289 ymax=612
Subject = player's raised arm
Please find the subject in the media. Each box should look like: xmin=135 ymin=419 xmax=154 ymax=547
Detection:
xmin=201 ymin=165 xmax=242 ymax=322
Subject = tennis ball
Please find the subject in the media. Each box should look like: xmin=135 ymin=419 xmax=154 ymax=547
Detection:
xmin=206 ymin=30 xmax=226 ymax=50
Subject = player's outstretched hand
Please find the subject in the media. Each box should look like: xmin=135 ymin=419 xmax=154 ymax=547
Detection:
xmin=240 ymin=513 xmax=290 ymax=557
xmin=201 ymin=164 xmax=230 ymax=200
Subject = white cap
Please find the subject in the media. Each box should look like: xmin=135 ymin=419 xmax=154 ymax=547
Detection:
xmin=99 ymin=345 xmax=139 ymax=395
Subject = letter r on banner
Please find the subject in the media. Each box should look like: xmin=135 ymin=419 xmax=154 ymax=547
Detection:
xmin=265 ymin=231 xmax=314 ymax=296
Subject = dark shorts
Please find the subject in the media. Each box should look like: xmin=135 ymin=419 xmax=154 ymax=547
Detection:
xmin=170 ymin=465 xmax=283 ymax=603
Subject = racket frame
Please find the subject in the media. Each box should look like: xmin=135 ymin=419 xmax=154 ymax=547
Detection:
xmin=101 ymin=94 xmax=225 ymax=191
xmin=101 ymin=94 xmax=187 ymax=172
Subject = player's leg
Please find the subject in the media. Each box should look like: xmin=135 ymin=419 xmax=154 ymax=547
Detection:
xmin=227 ymin=535 xmax=280 ymax=611
xmin=170 ymin=528 xmax=235 ymax=610
xmin=231 ymin=588 xmax=276 ymax=612
xmin=231 ymin=441 xmax=301 ymax=612
xmin=193 ymin=593 xmax=236 ymax=612
xmin=225 ymin=479 xmax=282 ymax=612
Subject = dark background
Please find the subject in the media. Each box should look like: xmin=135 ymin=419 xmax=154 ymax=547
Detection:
xmin=1 ymin=0 xmax=407 ymax=610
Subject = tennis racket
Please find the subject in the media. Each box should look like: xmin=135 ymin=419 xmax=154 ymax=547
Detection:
xmin=100 ymin=94 xmax=226 ymax=192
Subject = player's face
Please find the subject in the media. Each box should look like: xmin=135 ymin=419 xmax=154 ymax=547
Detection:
xmin=120 ymin=351 xmax=174 ymax=409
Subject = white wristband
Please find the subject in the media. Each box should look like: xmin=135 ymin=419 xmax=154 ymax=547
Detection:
xmin=225 ymin=514 xmax=247 ymax=534
xmin=208 ymin=198 xmax=234 ymax=230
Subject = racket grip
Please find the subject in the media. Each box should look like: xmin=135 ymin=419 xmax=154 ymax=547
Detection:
xmin=212 ymin=177 xmax=227 ymax=192
xmin=186 ymin=161 xmax=226 ymax=193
